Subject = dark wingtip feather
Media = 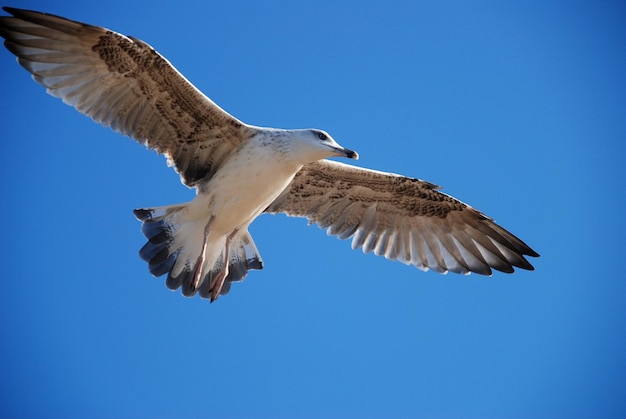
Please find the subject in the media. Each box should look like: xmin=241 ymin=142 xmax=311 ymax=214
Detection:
xmin=526 ymin=248 xmax=540 ymax=258
xmin=2 ymin=6 xmax=20 ymax=15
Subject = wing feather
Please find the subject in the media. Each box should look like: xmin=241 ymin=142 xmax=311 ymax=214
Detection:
xmin=266 ymin=160 xmax=539 ymax=275
xmin=0 ymin=7 xmax=256 ymax=186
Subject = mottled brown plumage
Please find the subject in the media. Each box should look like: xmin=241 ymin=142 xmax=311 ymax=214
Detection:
xmin=266 ymin=160 xmax=538 ymax=275
xmin=0 ymin=6 xmax=253 ymax=187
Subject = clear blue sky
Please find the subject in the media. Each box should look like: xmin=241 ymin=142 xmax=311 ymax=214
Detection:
xmin=1 ymin=1 xmax=624 ymax=417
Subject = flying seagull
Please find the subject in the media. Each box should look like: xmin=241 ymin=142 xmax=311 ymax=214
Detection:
xmin=0 ymin=8 xmax=539 ymax=302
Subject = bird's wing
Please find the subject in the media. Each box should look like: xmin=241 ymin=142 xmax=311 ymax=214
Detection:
xmin=266 ymin=160 xmax=539 ymax=275
xmin=0 ymin=7 xmax=255 ymax=187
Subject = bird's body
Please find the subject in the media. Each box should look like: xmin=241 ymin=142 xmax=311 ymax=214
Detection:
xmin=0 ymin=7 xmax=539 ymax=302
xmin=192 ymin=130 xmax=306 ymax=240
xmin=134 ymin=127 xmax=356 ymax=300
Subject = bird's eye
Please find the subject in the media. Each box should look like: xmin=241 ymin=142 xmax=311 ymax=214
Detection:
xmin=317 ymin=132 xmax=327 ymax=141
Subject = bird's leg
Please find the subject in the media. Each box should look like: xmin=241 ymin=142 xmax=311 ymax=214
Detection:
xmin=190 ymin=216 xmax=214 ymax=292
xmin=209 ymin=228 xmax=239 ymax=302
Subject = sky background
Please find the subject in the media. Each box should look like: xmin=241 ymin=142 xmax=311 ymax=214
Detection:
xmin=1 ymin=1 xmax=624 ymax=417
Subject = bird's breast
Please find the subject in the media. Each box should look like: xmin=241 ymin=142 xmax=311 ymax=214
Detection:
xmin=197 ymin=142 xmax=302 ymax=234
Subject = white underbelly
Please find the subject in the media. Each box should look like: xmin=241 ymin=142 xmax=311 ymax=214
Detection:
xmin=191 ymin=148 xmax=301 ymax=236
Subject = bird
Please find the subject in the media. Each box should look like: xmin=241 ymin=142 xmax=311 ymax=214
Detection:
xmin=0 ymin=7 xmax=539 ymax=302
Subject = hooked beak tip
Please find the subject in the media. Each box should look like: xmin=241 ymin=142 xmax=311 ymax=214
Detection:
xmin=345 ymin=149 xmax=359 ymax=160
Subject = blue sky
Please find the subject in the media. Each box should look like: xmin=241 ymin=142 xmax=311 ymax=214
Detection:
xmin=1 ymin=1 xmax=624 ymax=417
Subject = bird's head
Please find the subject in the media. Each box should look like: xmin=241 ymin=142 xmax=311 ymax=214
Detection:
xmin=288 ymin=129 xmax=359 ymax=163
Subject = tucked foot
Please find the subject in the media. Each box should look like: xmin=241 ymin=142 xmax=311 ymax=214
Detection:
xmin=208 ymin=228 xmax=239 ymax=302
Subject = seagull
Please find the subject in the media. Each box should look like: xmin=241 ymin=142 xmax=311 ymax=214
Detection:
xmin=0 ymin=7 xmax=539 ymax=302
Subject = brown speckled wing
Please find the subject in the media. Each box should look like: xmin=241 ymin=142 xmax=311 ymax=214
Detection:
xmin=266 ymin=160 xmax=539 ymax=275
xmin=0 ymin=7 xmax=255 ymax=187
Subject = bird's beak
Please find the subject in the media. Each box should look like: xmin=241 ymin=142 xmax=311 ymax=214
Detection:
xmin=333 ymin=146 xmax=359 ymax=160
xmin=345 ymin=148 xmax=359 ymax=160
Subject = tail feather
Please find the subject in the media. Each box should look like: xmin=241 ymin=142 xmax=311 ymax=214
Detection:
xmin=134 ymin=204 xmax=263 ymax=300
xmin=226 ymin=230 xmax=264 ymax=282
xmin=134 ymin=204 xmax=186 ymax=277
xmin=197 ymin=230 xmax=264 ymax=299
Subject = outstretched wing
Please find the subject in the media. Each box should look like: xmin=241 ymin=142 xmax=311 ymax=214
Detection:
xmin=0 ymin=7 xmax=256 ymax=187
xmin=266 ymin=160 xmax=539 ymax=275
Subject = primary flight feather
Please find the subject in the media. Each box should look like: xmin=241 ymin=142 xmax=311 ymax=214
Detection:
xmin=0 ymin=7 xmax=539 ymax=302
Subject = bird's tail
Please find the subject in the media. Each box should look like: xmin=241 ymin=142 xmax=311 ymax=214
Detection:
xmin=133 ymin=204 xmax=263 ymax=300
